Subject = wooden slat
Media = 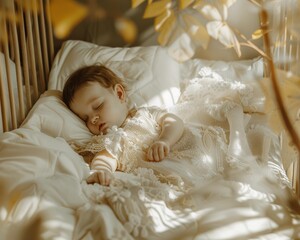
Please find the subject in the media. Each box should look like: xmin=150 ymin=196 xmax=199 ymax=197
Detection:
xmin=45 ymin=0 xmax=55 ymax=65
xmin=10 ymin=0 xmax=26 ymax=122
xmin=0 ymin=42 xmax=8 ymax=132
xmin=18 ymin=0 xmax=32 ymax=110
xmin=25 ymin=3 xmax=39 ymax=102
xmin=3 ymin=21 xmax=17 ymax=129
xmin=0 ymin=0 xmax=54 ymax=133
xmin=32 ymin=0 xmax=46 ymax=92
xmin=39 ymin=0 xmax=50 ymax=81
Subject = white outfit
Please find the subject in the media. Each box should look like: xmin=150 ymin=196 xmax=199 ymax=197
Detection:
xmin=75 ymin=68 xmax=294 ymax=239
xmin=76 ymin=106 xmax=228 ymax=182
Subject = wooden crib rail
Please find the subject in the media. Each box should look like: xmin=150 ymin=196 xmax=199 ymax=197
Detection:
xmin=0 ymin=0 xmax=54 ymax=133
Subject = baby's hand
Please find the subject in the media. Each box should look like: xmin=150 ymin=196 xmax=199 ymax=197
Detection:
xmin=86 ymin=170 xmax=113 ymax=186
xmin=147 ymin=140 xmax=170 ymax=162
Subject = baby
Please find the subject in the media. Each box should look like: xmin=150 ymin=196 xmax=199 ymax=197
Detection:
xmin=63 ymin=64 xmax=255 ymax=187
xmin=63 ymin=65 xmax=184 ymax=186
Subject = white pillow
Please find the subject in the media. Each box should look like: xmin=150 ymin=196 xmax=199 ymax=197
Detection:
xmin=21 ymin=42 xmax=182 ymax=143
xmin=21 ymin=90 xmax=92 ymax=144
xmin=23 ymin=40 xmax=264 ymax=143
xmin=48 ymin=40 xmax=181 ymax=108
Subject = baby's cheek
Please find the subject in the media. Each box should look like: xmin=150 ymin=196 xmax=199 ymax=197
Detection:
xmin=87 ymin=124 xmax=98 ymax=135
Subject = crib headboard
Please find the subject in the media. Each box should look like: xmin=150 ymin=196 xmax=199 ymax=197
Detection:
xmin=0 ymin=0 xmax=54 ymax=133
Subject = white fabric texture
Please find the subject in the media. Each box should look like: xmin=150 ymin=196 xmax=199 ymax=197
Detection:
xmin=181 ymin=57 xmax=264 ymax=83
xmin=1 ymin=42 xmax=300 ymax=239
xmin=1 ymin=70 xmax=299 ymax=238
xmin=21 ymin=90 xmax=92 ymax=145
xmin=21 ymin=42 xmax=266 ymax=148
xmin=75 ymin=106 xmax=228 ymax=179
xmin=48 ymin=40 xmax=181 ymax=109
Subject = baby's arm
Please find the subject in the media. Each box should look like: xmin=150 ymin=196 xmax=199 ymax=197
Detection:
xmin=86 ymin=149 xmax=117 ymax=186
xmin=147 ymin=112 xmax=184 ymax=161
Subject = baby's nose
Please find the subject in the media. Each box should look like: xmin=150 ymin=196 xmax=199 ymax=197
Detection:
xmin=91 ymin=115 xmax=99 ymax=125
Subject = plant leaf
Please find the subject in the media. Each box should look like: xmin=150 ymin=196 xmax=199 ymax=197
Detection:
xmin=131 ymin=0 xmax=146 ymax=8
xmin=143 ymin=0 xmax=172 ymax=19
xmin=200 ymin=4 xmax=222 ymax=21
xmin=115 ymin=17 xmax=138 ymax=44
xmin=193 ymin=0 xmax=204 ymax=8
xmin=191 ymin=24 xmax=210 ymax=49
xmin=154 ymin=9 xmax=174 ymax=31
xmin=157 ymin=13 xmax=176 ymax=45
xmin=182 ymin=12 xmax=203 ymax=29
xmin=179 ymin=0 xmax=195 ymax=9
xmin=49 ymin=0 xmax=88 ymax=39
xmin=219 ymin=4 xmax=228 ymax=20
xmin=182 ymin=13 xmax=210 ymax=49
xmin=206 ymin=21 xmax=223 ymax=39
xmin=252 ymin=29 xmax=264 ymax=40
xmin=221 ymin=0 xmax=237 ymax=8
xmin=207 ymin=21 xmax=241 ymax=56
xmin=167 ymin=30 xmax=195 ymax=62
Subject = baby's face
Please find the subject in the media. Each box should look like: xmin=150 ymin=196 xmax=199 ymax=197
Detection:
xmin=70 ymin=81 xmax=128 ymax=135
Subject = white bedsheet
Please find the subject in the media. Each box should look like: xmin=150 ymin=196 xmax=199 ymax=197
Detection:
xmin=1 ymin=45 xmax=300 ymax=239
xmin=1 ymin=126 xmax=300 ymax=239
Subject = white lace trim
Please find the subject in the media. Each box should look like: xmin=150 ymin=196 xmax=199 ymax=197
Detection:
xmin=82 ymin=167 xmax=187 ymax=238
xmin=178 ymin=67 xmax=261 ymax=121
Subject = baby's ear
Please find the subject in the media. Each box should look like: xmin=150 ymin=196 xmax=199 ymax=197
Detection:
xmin=114 ymin=84 xmax=126 ymax=101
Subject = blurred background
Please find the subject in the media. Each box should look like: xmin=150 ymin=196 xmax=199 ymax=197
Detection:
xmin=50 ymin=0 xmax=263 ymax=61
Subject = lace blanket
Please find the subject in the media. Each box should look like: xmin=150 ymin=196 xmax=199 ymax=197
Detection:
xmin=77 ymin=68 xmax=299 ymax=239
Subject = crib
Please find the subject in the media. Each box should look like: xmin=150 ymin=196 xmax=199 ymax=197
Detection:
xmin=0 ymin=0 xmax=54 ymax=132
xmin=1 ymin=0 xmax=300 ymax=239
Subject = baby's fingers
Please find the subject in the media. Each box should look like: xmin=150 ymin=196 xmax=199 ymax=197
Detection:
xmin=147 ymin=148 xmax=154 ymax=161
xmin=152 ymin=146 xmax=161 ymax=161
xmin=147 ymin=147 xmax=160 ymax=161
xmin=148 ymin=146 xmax=160 ymax=161
xmin=86 ymin=172 xmax=111 ymax=186
xmin=156 ymin=145 xmax=166 ymax=161
xmin=147 ymin=145 xmax=167 ymax=161
xmin=86 ymin=173 xmax=98 ymax=184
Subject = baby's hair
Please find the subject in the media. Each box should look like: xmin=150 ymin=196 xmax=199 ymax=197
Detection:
xmin=63 ymin=64 xmax=126 ymax=107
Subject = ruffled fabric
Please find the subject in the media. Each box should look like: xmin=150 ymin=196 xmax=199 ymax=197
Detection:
xmin=74 ymin=105 xmax=232 ymax=178
xmin=78 ymin=67 xmax=296 ymax=239
xmin=74 ymin=107 xmax=164 ymax=172
xmin=178 ymin=67 xmax=266 ymax=121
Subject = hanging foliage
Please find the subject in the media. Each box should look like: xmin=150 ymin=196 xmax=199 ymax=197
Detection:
xmin=132 ymin=0 xmax=269 ymax=61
